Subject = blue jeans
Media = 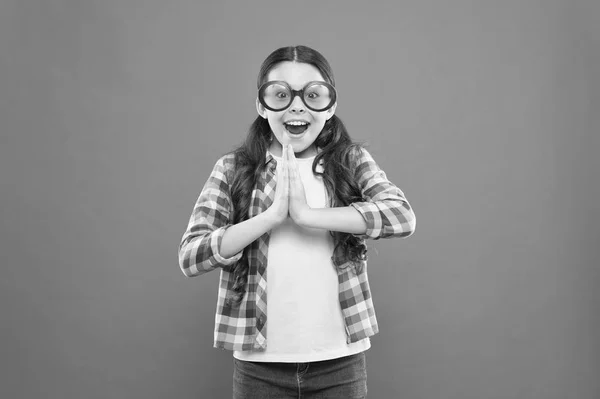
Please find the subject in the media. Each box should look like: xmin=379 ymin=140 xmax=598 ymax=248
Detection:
xmin=232 ymin=352 xmax=368 ymax=398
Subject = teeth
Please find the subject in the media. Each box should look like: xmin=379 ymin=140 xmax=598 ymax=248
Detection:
xmin=285 ymin=121 xmax=308 ymax=126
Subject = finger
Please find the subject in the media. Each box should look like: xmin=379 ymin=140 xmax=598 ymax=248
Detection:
xmin=283 ymin=143 xmax=288 ymax=163
xmin=284 ymin=144 xmax=290 ymax=174
xmin=283 ymin=145 xmax=290 ymax=195
xmin=287 ymin=147 xmax=295 ymax=183
xmin=289 ymin=145 xmax=298 ymax=171
xmin=277 ymin=151 xmax=283 ymax=185
xmin=276 ymin=150 xmax=286 ymax=197
xmin=279 ymin=164 xmax=286 ymax=195
xmin=288 ymin=145 xmax=299 ymax=181
xmin=283 ymin=144 xmax=288 ymax=172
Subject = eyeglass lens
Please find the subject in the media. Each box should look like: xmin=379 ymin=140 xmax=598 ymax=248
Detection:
xmin=262 ymin=83 xmax=333 ymax=111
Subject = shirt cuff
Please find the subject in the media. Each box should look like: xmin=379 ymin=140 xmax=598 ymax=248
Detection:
xmin=211 ymin=225 xmax=243 ymax=265
xmin=350 ymin=202 xmax=381 ymax=239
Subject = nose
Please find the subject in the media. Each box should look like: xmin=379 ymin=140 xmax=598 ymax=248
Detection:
xmin=288 ymin=94 xmax=306 ymax=113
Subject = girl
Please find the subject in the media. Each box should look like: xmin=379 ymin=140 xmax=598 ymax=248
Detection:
xmin=179 ymin=45 xmax=416 ymax=398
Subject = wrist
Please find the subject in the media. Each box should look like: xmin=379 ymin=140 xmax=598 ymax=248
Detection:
xmin=262 ymin=207 xmax=286 ymax=229
xmin=294 ymin=206 xmax=314 ymax=228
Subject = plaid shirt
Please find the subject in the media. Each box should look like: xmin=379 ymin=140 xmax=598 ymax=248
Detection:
xmin=178 ymin=147 xmax=416 ymax=351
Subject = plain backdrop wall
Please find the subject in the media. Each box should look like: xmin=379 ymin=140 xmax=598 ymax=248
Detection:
xmin=1 ymin=1 xmax=598 ymax=398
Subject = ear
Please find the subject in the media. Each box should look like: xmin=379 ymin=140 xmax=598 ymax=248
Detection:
xmin=256 ymin=98 xmax=268 ymax=119
xmin=325 ymin=102 xmax=337 ymax=121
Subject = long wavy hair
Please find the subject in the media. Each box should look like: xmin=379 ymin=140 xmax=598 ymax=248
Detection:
xmin=226 ymin=45 xmax=367 ymax=308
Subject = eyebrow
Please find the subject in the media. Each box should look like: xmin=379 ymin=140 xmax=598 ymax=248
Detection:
xmin=267 ymin=80 xmax=326 ymax=89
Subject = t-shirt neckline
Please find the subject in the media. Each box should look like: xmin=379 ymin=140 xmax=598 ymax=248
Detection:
xmin=268 ymin=150 xmax=317 ymax=163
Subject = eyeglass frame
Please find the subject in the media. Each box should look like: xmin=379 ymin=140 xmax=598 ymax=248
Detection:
xmin=257 ymin=80 xmax=337 ymax=112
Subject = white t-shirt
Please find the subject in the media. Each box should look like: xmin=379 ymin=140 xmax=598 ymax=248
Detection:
xmin=233 ymin=152 xmax=370 ymax=362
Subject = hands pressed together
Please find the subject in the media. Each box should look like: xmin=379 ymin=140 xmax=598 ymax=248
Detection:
xmin=219 ymin=144 xmax=368 ymax=259
xmin=268 ymin=144 xmax=310 ymax=227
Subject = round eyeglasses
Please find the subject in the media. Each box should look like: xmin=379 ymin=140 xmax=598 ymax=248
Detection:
xmin=258 ymin=81 xmax=337 ymax=112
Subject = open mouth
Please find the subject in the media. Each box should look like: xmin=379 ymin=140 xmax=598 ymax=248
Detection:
xmin=284 ymin=121 xmax=310 ymax=135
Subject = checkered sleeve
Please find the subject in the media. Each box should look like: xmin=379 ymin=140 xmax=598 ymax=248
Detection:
xmin=350 ymin=147 xmax=416 ymax=239
xmin=178 ymin=155 xmax=243 ymax=277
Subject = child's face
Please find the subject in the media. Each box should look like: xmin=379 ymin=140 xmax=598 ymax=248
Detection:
xmin=257 ymin=61 xmax=337 ymax=158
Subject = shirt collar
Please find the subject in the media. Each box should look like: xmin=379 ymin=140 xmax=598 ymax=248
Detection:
xmin=264 ymin=151 xmax=275 ymax=166
xmin=264 ymin=149 xmax=324 ymax=166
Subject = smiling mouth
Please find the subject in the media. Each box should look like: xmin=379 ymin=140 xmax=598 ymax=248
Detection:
xmin=284 ymin=121 xmax=310 ymax=135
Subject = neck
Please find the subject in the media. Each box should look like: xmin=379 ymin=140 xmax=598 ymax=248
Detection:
xmin=269 ymin=141 xmax=317 ymax=159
